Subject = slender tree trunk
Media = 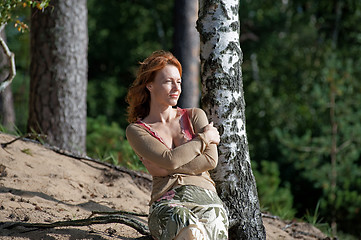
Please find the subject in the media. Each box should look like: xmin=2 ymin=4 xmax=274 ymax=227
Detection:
xmin=28 ymin=0 xmax=88 ymax=155
xmin=328 ymin=1 xmax=343 ymax=235
xmin=197 ymin=0 xmax=266 ymax=239
xmin=0 ymin=28 xmax=15 ymax=131
xmin=173 ymin=0 xmax=200 ymax=108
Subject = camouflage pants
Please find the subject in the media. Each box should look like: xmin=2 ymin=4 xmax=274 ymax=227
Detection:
xmin=148 ymin=185 xmax=229 ymax=240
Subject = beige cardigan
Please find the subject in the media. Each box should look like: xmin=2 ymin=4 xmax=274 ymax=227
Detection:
xmin=126 ymin=108 xmax=218 ymax=205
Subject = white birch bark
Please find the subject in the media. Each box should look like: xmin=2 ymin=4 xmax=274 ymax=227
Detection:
xmin=197 ymin=0 xmax=266 ymax=239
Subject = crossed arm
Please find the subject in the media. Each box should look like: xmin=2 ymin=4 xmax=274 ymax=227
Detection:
xmin=126 ymin=108 xmax=219 ymax=176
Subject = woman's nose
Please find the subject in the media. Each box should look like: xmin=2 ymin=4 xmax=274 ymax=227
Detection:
xmin=173 ymin=82 xmax=181 ymax=91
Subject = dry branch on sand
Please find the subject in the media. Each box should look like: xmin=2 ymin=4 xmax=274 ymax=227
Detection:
xmin=3 ymin=213 xmax=150 ymax=236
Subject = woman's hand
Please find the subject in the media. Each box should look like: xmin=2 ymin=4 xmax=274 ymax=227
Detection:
xmin=203 ymin=122 xmax=220 ymax=145
xmin=141 ymin=158 xmax=170 ymax=177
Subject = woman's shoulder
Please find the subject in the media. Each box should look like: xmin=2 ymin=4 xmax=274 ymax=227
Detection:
xmin=186 ymin=107 xmax=207 ymax=119
xmin=183 ymin=108 xmax=209 ymax=130
xmin=126 ymin=122 xmax=145 ymax=137
xmin=126 ymin=122 xmax=138 ymax=129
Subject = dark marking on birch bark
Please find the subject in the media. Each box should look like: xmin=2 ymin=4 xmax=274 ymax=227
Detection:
xmin=230 ymin=21 xmax=239 ymax=32
xmin=231 ymin=5 xmax=239 ymax=16
xmin=198 ymin=1 xmax=266 ymax=238
xmin=219 ymin=1 xmax=230 ymax=20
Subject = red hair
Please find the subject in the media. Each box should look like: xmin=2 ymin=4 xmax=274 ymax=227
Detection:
xmin=126 ymin=50 xmax=182 ymax=123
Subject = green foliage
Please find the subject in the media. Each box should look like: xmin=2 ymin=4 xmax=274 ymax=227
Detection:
xmin=303 ymin=201 xmax=327 ymax=228
xmin=4 ymin=0 xmax=361 ymax=237
xmin=252 ymin=161 xmax=296 ymax=219
xmin=0 ymin=0 xmax=23 ymax=26
xmin=242 ymin=0 xmax=361 ymax=236
xmin=87 ymin=0 xmax=174 ymax=129
xmin=21 ymin=148 xmax=32 ymax=156
xmin=272 ymin=47 xmax=361 ymax=235
xmin=303 ymin=201 xmax=333 ymax=237
xmin=86 ymin=116 xmax=146 ymax=172
xmin=304 ymin=201 xmax=322 ymax=226
xmin=0 ymin=0 xmax=50 ymax=28
xmin=5 ymin=12 xmax=31 ymax=133
xmin=2 ymin=0 xmax=49 ymax=133
xmin=0 ymin=125 xmax=7 ymax=133
xmin=334 ymin=232 xmax=360 ymax=240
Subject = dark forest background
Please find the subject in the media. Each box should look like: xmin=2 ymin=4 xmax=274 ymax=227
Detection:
xmin=2 ymin=0 xmax=361 ymax=238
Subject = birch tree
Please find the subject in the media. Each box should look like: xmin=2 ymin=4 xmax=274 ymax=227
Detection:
xmin=197 ymin=0 xmax=266 ymax=239
xmin=28 ymin=0 xmax=88 ymax=155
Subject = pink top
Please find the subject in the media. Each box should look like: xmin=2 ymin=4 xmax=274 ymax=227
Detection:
xmin=137 ymin=108 xmax=196 ymax=149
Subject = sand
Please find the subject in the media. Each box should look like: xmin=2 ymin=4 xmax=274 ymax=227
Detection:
xmin=0 ymin=132 xmax=328 ymax=239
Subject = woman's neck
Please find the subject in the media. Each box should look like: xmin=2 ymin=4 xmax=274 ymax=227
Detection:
xmin=145 ymin=105 xmax=176 ymax=124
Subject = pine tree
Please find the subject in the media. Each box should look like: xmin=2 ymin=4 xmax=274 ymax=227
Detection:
xmin=28 ymin=0 xmax=88 ymax=154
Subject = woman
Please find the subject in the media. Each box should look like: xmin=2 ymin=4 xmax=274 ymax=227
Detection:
xmin=126 ymin=50 xmax=228 ymax=240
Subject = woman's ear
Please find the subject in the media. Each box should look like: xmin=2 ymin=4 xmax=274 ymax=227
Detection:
xmin=146 ymin=83 xmax=152 ymax=92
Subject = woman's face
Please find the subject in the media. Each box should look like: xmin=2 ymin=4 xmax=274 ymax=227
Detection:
xmin=147 ymin=64 xmax=181 ymax=107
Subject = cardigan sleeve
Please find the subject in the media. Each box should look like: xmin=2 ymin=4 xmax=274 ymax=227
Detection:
xmin=126 ymin=117 xmax=210 ymax=170
xmin=170 ymin=108 xmax=218 ymax=175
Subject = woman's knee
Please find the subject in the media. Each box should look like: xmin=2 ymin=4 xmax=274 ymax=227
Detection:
xmin=174 ymin=224 xmax=207 ymax=240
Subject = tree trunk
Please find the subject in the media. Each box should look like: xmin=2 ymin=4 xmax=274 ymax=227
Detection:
xmin=197 ymin=0 xmax=266 ymax=239
xmin=28 ymin=0 xmax=88 ymax=155
xmin=173 ymin=0 xmax=200 ymax=108
xmin=0 ymin=28 xmax=15 ymax=131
